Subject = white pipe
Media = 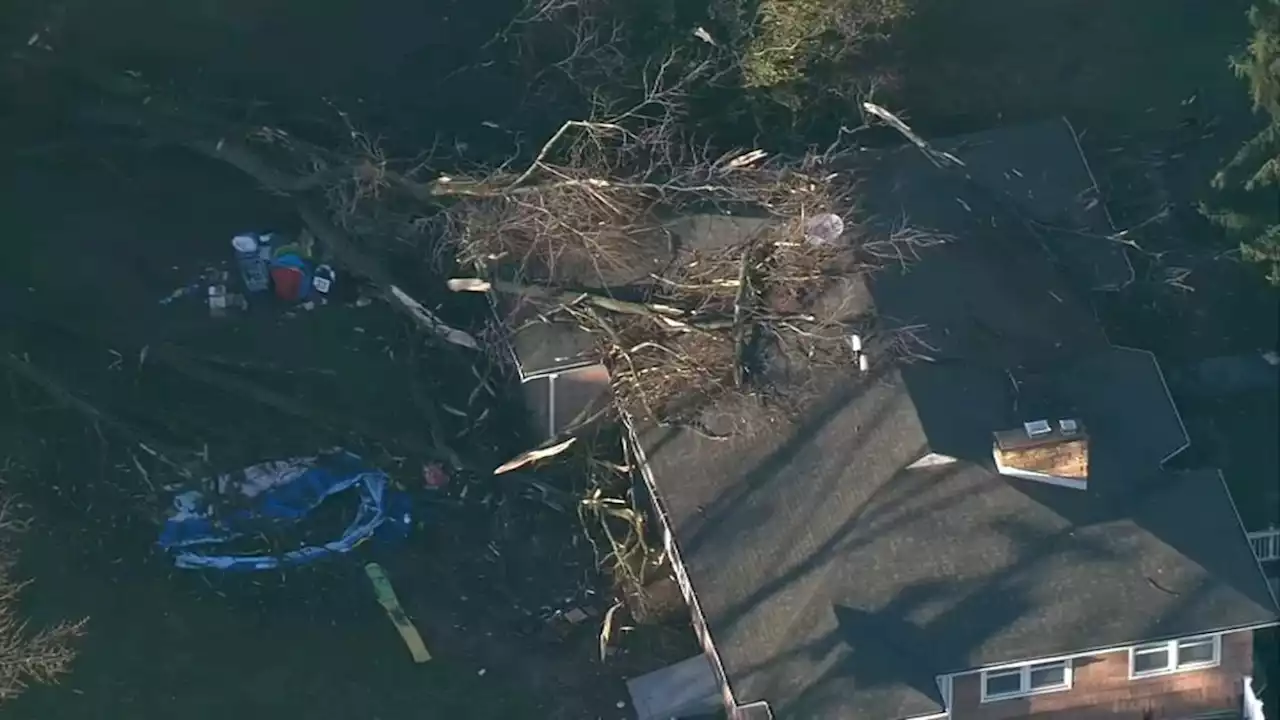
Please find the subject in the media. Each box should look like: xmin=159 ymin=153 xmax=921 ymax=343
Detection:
xmin=547 ymin=373 xmax=559 ymax=439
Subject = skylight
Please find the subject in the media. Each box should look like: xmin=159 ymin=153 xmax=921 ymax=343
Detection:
xmin=1024 ymin=419 xmax=1052 ymax=437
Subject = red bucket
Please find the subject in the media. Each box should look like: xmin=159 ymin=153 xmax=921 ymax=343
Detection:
xmin=271 ymin=265 xmax=307 ymax=302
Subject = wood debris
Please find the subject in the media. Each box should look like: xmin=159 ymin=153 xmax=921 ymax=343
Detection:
xmin=493 ymin=437 xmax=577 ymax=475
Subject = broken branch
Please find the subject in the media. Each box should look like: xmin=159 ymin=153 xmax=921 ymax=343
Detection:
xmin=862 ymin=102 xmax=966 ymax=169
xmin=493 ymin=437 xmax=577 ymax=475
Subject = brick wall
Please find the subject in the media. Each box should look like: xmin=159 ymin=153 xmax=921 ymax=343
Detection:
xmin=951 ymin=630 xmax=1253 ymax=720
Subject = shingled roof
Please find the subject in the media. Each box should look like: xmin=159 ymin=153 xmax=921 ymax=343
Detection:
xmin=632 ymin=121 xmax=1279 ymax=719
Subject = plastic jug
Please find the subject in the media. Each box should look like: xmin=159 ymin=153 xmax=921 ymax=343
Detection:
xmin=232 ymin=234 xmax=270 ymax=293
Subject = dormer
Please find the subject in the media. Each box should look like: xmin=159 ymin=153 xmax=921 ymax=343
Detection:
xmin=992 ymin=418 xmax=1089 ymax=490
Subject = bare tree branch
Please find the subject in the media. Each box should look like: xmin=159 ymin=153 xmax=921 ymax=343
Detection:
xmin=0 ymin=482 xmax=86 ymax=702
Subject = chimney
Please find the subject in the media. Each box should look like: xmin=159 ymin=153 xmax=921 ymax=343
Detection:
xmin=992 ymin=419 xmax=1089 ymax=490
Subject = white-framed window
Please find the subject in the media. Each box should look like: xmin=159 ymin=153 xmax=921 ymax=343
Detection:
xmin=980 ymin=659 xmax=1072 ymax=702
xmin=1129 ymin=634 xmax=1221 ymax=679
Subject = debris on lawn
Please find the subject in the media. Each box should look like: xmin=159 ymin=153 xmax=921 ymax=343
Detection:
xmin=232 ymin=233 xmax=271 ymax=293
xmin=161 ymin=230 xmax=368 ymax=314
xmin=421 ymin=462 xmax=451 ymax=490
xmin=206 ymin=282 xmax=247 ymax=317
xmin=158 ymin=281 xmax=202 ymax=305
xmin=312 ymin=263 xmax=336 ymax=296
xmin=158 ymin=449 xmax=411 ymax=571
xmin=5 ymin=52 xmax=719 ymax=717
xmin=365 ymin=562 xmax=432 ymax=663
xmin=598 ymin=600 xmax=624 ymax=661
xmin=159 ymin=268 xmax=230 ymax=307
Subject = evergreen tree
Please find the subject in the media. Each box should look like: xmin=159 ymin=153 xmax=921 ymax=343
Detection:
xmin=1206 ymin=0 xmax=1280 ymax=284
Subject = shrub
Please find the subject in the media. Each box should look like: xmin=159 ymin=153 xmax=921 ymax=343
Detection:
xmin=734 ymin=0 xmax=912 ymax=90
xmin=0 ymin=492 xmax=86 ymax=704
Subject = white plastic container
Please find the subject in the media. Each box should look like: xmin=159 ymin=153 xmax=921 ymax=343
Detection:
xmin=232 ymin=234 xmax=269 ymax=293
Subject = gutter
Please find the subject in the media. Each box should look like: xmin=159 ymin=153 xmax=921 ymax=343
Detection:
xmin=622 ymin=415 xmax=754 ymax=718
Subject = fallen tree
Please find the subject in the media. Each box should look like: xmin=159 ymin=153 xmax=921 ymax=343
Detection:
xmin=429 ymin=61 xmax=944 ymax=628
xmin=7 ymin=46 xmax=505 ymax=477
xmin=439 ymin=63 xmax=944 ymax=432
xmin=15 ymin=25 xmax=941 ymax=439
xmin=11 ymin=37 xmax=944 ymax=654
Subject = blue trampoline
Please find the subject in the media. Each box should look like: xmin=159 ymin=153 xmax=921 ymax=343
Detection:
xmin=158 ymin=449 xmax=410 ymax=571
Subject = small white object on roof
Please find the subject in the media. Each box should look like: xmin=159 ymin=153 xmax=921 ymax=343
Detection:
xmin=906 ymin=452 xmax=957 ymax=469
xmin=804 ymin=213 xmax=845 ymax=245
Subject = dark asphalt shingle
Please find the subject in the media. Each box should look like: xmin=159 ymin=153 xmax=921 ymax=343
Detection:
xmin=935 ymin=119 xmax=1133 ymax=290
xmin=640 ymin=366 xmax=1278 ymax=719
xmin=635 ymin=122 xmax=1278 ymax=719
xmin=856 ymin=144 xmax=1110 ymax=370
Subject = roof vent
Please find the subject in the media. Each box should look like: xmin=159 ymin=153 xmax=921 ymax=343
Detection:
xmin=993 ymin=418 xmax=1089 ymax=490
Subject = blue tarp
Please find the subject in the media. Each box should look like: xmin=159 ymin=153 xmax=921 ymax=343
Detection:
xmin=158 ymin=450 xmax=408 ymax=571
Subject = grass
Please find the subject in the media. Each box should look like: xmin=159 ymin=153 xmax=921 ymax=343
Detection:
xmin=0 ymin=143 xmax=558 ymax=719
xmin=888 ymin=0 xmax=1254 ymax=132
